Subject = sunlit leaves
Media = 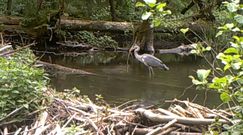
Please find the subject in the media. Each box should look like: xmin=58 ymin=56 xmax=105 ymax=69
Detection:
xmin=190 ymin=43 xmax=211 ymax=56
xmin=189 ymin=69 xmax=211 ymax=86
xmin=197 ymin=69 xmax=211 ymax=81
xmin=219 ymin=23 xmax=234 ymax=30
xmin=180 ymin=28 xmax=189 ymax=34
xmin=135 ymin=2 xmax=146 ymax=7
xmin=209 ymin=77 xmax=228 ymax=91
xmin=0 ymin=49 xmax=48 ymax=119
xmin=232 ymin=62 xmax=242 ymax=70
xmin=220 ymin=92 xmax=231 ymax=103
xmin=161 ymin=10 xmax=171 ymax=15
xmin=144 ymin=0 xmax=156 ymax=4
xmin=189 ymin=0 xmax=243 ymax=131
xmin=216 ymin=30 xmax=223 ymax=37
xmin=216 ymin=52 xmax=242 ymax=71
xmin=156 ymin=3 xmax=166 ymax=11
xmin=152 ymin=19 xmax=161 ymax=27
xmin=136 ymin=0 xmax=170 ymax=26
xmin=142 ymin=12 xmax=152 ymax=20
xmin=224 ymin=47 xmax=239 ymax=54
xmin=224 ymin=1 xmax=239 ymax=12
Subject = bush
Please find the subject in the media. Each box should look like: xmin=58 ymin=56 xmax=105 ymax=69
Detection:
xmin=0 ymin=49 xmax=48 ymax=120
xmin=189 ymin=0 xmax=243 ymax=134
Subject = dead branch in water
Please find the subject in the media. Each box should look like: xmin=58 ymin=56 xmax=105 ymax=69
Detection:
xmin=36 ymin=60 xmax=96 ymax=76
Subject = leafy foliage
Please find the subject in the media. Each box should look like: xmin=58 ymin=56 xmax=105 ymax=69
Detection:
xmin=0 ymin=49 xmax=48 ymax=120
xmin=136 ymin=0 xmax=171 ymax=27
xmin=76 ymin=31 xmax=118 ymax=49
xmin=189 ymin=0 xmax=243 ymax=133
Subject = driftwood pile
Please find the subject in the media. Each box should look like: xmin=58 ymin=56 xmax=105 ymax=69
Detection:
xmin=1 ymin=97 xmax=234 ymax=135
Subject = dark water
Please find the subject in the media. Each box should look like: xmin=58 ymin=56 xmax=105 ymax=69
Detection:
xmin=40 ymin=51 xmax=221 ymax=108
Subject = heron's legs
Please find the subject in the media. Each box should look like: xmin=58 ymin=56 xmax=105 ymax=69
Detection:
xmin=148 ymin=67 xmax=154 ymax=78
xmin=150 ymin=67 xmax=154 ymax=76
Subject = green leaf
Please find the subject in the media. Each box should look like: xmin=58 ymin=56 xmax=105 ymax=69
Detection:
xmin=234 ymin=14 xmax=243 ymax=24
xmin=162 ymin=10 xmax=171 ymax=15
xmin=142 ymin=12 xmax=152 ymax=20
xmin=189 ymin=76 xmax=204 ymax=85
xmin=156 ymin=3 xmax=166 ymax=11
xmin=23 ymin=104 xmax=29 ymax=109
xmin=135 ymin=2 xmax=146 ymax=7
xmin=225 ymin=23 xmax=234 ymax=29
xmin=152 ymin=19 xmax=161 ymax=27
xmin=226 ymin=2 xmax=238 ymax=12
xmin=224 ymin=47 xmax=239 ymax=54
xmin=144 ymin=0 xmax=156 ymax=4
xmin=205 ymin=46 xmax=212 ymax=51
xmin=216 ymin=31 xmax=223 ymax=37
xmin=180 ymin=28 xmax=189 ymax=34
xmin=232 ymin=27 xmax=240 ymax=32
xmin=190 ymin=50 xmax=197 ymax=54
xmin=224 ymin=64 xmax=231 ymax=71
xmin=232 ymin=62 xmax=242 ymax=70
xmin=197 ymin=69 xmax=211 ymax=81
xmin=220 ymin=92 xmax=231 ymax=103
xmin=148 ymin=3 xmax=156 ymax=8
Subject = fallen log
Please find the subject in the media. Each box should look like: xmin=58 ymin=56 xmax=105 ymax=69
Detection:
xmin=159 ymin=44 xmax=193 ymax=55
xmin=0 ymin=16 xmax=21 ymax=25
xmin=135 ymin=108 xmax=230 ymax=125
xmin=60 ymin=18 xmax=134 ymax=32
xmin=0 ymin=16 xmax=211 ymax=34
xmin=36 ymin=60 xmax=95 ymax=75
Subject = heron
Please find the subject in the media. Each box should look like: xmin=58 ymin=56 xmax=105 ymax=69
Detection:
xmin=130 ymin=45 xmax=169 ymax=76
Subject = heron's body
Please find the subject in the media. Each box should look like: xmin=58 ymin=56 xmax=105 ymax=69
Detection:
xmin=132 ymin=45 xmax=169 ymax=76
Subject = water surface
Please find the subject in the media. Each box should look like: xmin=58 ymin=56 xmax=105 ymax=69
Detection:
xmin=40 ymin=51 xmax=221 ymax=107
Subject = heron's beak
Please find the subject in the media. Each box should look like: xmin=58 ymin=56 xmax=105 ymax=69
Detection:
xmin=163 ymin=64 xmax=170 ymax=70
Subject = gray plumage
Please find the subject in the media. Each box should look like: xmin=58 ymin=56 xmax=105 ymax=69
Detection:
xmin=132 ymin=45 xmax=169 ymax=76
xmin=141 ymin=54 xmax=169 ymax=70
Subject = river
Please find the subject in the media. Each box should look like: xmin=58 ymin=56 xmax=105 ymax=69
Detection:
xmin=40 ymin=51 xmax=221 ymax=108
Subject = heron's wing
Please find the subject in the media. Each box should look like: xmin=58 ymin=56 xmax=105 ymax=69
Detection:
xmin=141 ymin=54 xmax=164 ymax=67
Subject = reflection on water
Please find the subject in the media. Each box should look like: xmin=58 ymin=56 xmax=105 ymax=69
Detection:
xmin=40 ymin=51 xmax=221 ymax=107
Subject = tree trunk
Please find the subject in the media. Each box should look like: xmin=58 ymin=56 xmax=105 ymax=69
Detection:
xmin=6 ymin=0 xmax=12 ymax=15
xmin=109 ymin=0 xmax=117 ymax=21
xmin=132 ymin=20 xmax=154 ymax=54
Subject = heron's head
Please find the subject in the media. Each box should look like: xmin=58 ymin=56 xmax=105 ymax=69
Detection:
xmin=129 ymin=45 xmax=140 ymax=52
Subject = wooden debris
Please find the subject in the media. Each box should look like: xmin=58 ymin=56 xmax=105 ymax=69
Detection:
xmin=0 ymin=98 xmax=234 ymax=134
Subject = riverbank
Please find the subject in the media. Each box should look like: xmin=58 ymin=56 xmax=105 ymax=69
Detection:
xmin=0 ymin=86 xmax=234 ymax=135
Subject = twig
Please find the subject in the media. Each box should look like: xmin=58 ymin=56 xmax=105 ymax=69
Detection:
xmin=0 ymin=32 xmax=3 ymax=47
xmin=0 ymin=106 xmax=24 ymax=122
xmin=86 ymin=117 xmax=104 ymax=135
xmin=117 ymin=99 xmax=138 ymax=109
xmin=22 ymin=126 xmax=28 ymax=135
xmin=146 ymin=119 xmax=177 ymax=135
xmin=157 ymin=108 xmax=179 ymax=117
xmin=157 ymin=127 xmax=178 ymax=135
xmin=4 ymin=127 xmax=8 ymax=135
xmin=61 ymin=113 xmax=76 ymax=129
xmin=34 ymin=111 xmax=48 ymax=135
xmin=14 ymin=128 xmax=22 ymax=135
xmin=0 ymin=42 xmax=36 ymax=56
xmin=131 ymin=125 xmax=138 ymax=135
xmin=0 ymin=45 xmax=12 ymax=53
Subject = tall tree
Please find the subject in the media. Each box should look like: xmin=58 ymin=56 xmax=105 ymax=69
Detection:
xmin=6 ymin=0 xmax=12 ymax=15
xmin=109 ymin=0 xmax=117 ymax=21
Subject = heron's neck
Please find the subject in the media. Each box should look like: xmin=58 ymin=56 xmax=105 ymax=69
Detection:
xmin=134 ymin=50 xmax=141 ymax=60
